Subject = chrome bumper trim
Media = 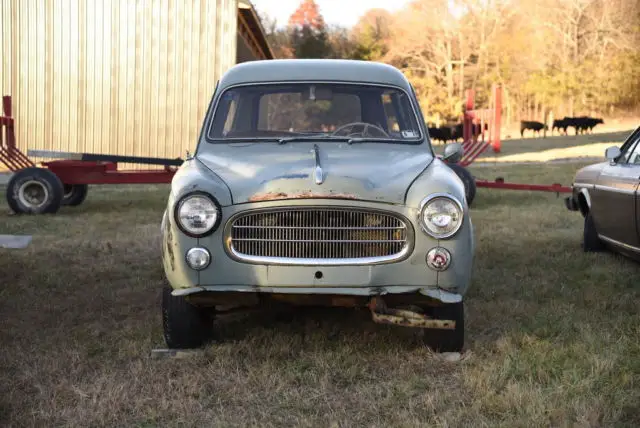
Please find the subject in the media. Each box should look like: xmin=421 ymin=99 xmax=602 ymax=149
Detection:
xmin=172 ymin=285 xmax=462 ymax=301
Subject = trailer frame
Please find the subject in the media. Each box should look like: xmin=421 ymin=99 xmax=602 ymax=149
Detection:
xmin=1 ymin=95 xmax=181 ymax=214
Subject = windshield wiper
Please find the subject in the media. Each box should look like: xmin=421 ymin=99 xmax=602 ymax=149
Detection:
xmin=277 ymin=135 xmax=350 ymax=144
xmin=347 ymin=137 xmax=404 ymax=144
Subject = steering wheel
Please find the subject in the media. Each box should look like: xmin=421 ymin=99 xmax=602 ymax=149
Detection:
xmin=330 ymin=122 xmax=390 ymax=138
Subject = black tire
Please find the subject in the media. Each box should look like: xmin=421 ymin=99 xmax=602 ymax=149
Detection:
xmin=6 ymin=167 xmax=64 ymax=214
xmin=162 ymin=287 xmax=213 ymax=349
xmin=62 ymin=184 xmax=89 ymax=206
xmin=583 ymin=212 xmax=604 ymax=252
xmin=422 ymin=301 xmax=464 ymax=352
xmin=447 ymin=163 xmax=477 ymax=206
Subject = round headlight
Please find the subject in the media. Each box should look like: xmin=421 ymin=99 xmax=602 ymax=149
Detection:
xmin=419 ymin=194 xmax=463 ymax=239
xmin=175 ymin=193 xmax=221 ymax=237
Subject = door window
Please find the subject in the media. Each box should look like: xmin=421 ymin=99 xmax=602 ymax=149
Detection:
xmin=619 ymin=128 xmax=640 ymax=164
xmin=622 ymin=138 xmax=640 ymax=164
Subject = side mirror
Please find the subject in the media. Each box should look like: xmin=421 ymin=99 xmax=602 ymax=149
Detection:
xmin=443 ymin=142 xmax=463 ymax=164
xmin=605 ymin=146 xmax=621 ymax=163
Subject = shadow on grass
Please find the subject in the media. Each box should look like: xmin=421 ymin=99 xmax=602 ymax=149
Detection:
xmin=212 ymin=305 xmax=422 ymax=352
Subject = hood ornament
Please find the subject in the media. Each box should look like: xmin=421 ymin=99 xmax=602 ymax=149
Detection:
xmin=313 ymin=144 xmax=324 ymax=185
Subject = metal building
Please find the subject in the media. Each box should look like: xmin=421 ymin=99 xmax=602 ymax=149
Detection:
xmin=0 ymin=0 xmax=273 ymax=162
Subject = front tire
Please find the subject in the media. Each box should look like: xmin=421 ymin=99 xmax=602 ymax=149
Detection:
xmin=422 ymin=301 xmax=464 ymax=352
xmin=447 ymin=163 xmax=476 ymax=206
xmin=583 ymin=212 xmax=604 ymax=252
xmin=162 ymin=287 xmax=214 ymax=349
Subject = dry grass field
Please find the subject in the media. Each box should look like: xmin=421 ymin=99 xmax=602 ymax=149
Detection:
xmin=1 ymin=150 xmax=639 ymax=426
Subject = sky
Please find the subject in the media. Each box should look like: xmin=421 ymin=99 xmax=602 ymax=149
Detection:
xmin=250 ymin=0 xmax=412 ymax=28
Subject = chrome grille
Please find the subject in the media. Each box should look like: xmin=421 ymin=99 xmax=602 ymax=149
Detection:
xmin=227 ymin=208 xmax=411 ymax=265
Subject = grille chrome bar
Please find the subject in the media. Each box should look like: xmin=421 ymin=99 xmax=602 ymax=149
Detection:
xmin=232 ymin=225 xmax=406 ymax=230
xmin=231 ymin=239 xmax=406 ymax=243
xmin=225 ymin=207 xmax=413 ymax=265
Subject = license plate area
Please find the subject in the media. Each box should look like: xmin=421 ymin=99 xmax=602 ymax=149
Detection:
xmin=265 ymin=265 xmax=372 ymax=287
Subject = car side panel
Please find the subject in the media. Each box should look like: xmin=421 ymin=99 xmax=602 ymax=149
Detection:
xmin=637 ymin=187 xmax=640 ymax=245
xmin=590 ymin=164 xmax=639 ymax=247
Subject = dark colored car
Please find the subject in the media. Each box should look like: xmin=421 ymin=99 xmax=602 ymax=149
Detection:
xmin=565 ymin=126 xmax=640 ymax=259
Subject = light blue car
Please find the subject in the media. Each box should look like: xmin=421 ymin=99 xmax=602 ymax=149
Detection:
xmin=161 ymin=59 xmax=474 ymax=352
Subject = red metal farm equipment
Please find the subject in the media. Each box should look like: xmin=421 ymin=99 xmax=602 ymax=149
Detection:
xmin=1 ymin=96 xmax=181 ymax=214
xmin=444 ymin=85 xmax=572 ymax=205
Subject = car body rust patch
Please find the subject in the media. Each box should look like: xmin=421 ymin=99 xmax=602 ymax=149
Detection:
xmin=248 ymin=191 xmax=358 ymax=202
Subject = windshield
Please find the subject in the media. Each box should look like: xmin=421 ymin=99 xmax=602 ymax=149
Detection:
xmin=206 ymin=83 xmax=423 ymax=143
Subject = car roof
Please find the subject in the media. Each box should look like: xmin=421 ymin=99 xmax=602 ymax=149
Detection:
xmin=217 ymin=59 xmax=413 ymax=90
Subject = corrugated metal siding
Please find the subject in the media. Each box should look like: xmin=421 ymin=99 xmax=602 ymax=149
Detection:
xmin=1 ymin=0 xmax=237 ymax=163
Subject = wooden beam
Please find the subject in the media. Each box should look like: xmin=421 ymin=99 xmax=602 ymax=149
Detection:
xmin=237 ymin=12 xmax=267 ymax=60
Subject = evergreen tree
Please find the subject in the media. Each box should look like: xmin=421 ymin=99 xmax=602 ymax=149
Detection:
xmin=287 ymin=0 xmax=331 ymax=59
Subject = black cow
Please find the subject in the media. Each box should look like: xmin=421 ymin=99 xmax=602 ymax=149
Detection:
xmin=552 ymin=118 xmax=570 ymax=136
xmin=576 ymin=116 xmax=604 ymax=134
xmin=428 ymin=126 xmax=454 ymax=144
xmin=559 ymin=116 xmax=604 ymax=135
xmin=452 ymin=123 xmax=464 ymax=141
xmin=520 ymin=120 xmax=547 ymax=138
xmin=472 ymin=122 xmax=489 ymax=137
xmin=450 ymin=122 xmax=487 ymax=141
xmin=429 ymin=122 xmax=489 ymax=143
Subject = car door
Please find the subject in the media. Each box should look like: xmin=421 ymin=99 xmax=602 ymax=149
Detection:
xmin=590 ymin=128 xmax=640 ymax=249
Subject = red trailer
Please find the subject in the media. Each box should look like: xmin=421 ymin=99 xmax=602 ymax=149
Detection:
xmin=1 ymin=96 xmax=181 ymax=214
xmin=444 ymin=85 xmax=571 ymax=205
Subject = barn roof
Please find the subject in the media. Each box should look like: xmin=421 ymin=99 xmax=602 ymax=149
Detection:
xmin=238 ymin=1 xmax=275 ymax=60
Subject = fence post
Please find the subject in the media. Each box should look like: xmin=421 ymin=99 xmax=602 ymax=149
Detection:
xmin=492 ymin=85 xmax=502 ymax=153
xmin=463 ymin=89 xmax=474 ymax=144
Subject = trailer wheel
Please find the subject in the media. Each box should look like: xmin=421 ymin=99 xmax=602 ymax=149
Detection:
xmin=6 ymin=167 xmax=64 ymax=214
xmin=447 ymin=163 xmax=476 ymax=206
xmin=62 ymin=184 xmax=89 ymax=206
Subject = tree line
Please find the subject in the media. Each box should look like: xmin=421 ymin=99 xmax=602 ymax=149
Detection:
xmin=259 ymin=0 xmax=640 ymax=127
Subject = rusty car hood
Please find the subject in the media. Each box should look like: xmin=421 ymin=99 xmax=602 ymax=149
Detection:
xmin=196 ymin=142 xmax=433 ymax=205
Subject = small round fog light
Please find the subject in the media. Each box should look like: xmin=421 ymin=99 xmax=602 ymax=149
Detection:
xmin=426 ymin=247 xmax=451 ymax=271
xmin=185 ymin=247 xmax=211 ymax=270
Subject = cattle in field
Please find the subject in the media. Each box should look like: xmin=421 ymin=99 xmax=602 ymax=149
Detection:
xmin=451 ymin=122 xmax=487 ymax=141
xmin=575 ymin=116 xmax=604 ymax=134
xmin=452 ymin=123 xmax=463 ymax=141
xmin=472 ymin=122 xmax=489 ymax=136
xmin=552 ymin=118 xmax=568 ymax=135
xmin=520 ymin=120 xmax=547 ymax=138
xmin=555 ymin=116 xmax=604 ymax=135
xmin=428 ymin=122 xmax=489 ymax=144
xmin=428 ymin=126 xmax=454 ymax=143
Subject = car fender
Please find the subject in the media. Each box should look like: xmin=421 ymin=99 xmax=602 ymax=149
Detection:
xmin=404 ymin=158 xmax=467 ymax=209
xmin=578 ymin=187 xmax=592 ymax=211
xmin=170 ymin=157 xmax=233 ymax=207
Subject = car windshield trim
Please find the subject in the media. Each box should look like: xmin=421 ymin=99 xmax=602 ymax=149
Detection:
xmin=205 ymin=135 xmax=423 ymax=145
xmin=202 ymin=81 xmax=426 ymax=145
